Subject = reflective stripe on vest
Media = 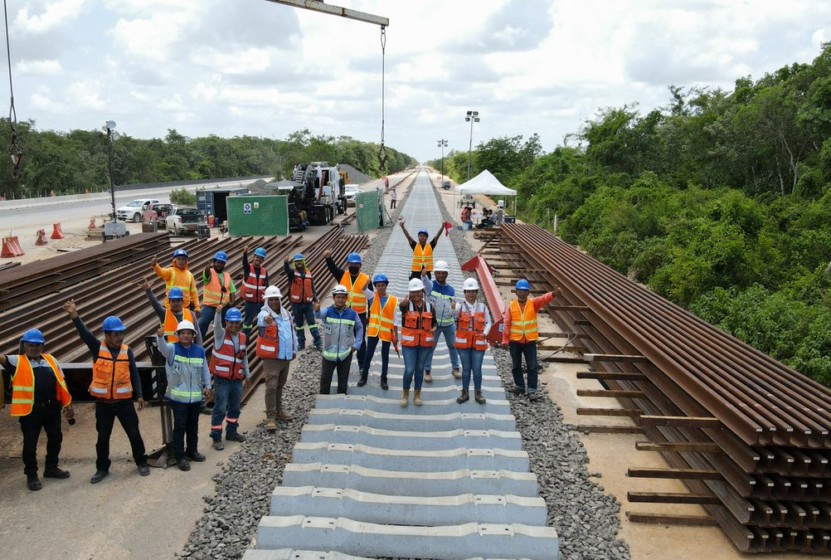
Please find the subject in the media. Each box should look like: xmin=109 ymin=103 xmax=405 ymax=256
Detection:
xmin=401 ymin=301 xmax=434 ymax=348
xmin=90 ymin=344 xmax=133 ymax=399
xmin=168 ymin=354 xmax=206 ymax=402
xmin=289 ymin=271 xmax=315 ymax=304
xmin=322 ymin=311 xmax=356 ymax=361
xmin=429 ymin=288 xmax=455 ymax=326
xmin=163 ymin=308 xmax=194 ymax=342
xmin=455 ymin=302 xmax=489 ymax=350
xmin=256 ymin=324 xmax=280 ymax=360
xmin=367 ymin=295 xmax=398 ymax=341
xmin=165 ymin=268 xmax=196 ymax=309
xmin=340 ymin=271 xmax=369 ymax=314
xmin=411 ymin=243 xmax=433 ymax=272
xmin=242 ymin=264 xmax=267 ymax=303
xmin=209 ymin=333 xmax=247 ymax=380
xmin=10 ymin=354 xmax=72 ymax=416
xmin=203 ymin=269 xmax=232 ymax=308
xmin=509 ymin=299 xmax=539 ymax=342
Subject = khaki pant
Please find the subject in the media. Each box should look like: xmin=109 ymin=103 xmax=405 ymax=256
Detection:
xmin=264 ymin=359 xmax=291 ymax=420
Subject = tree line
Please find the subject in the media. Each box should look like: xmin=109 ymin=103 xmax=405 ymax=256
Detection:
xmin=429 ymin=43 xmax=831 ymax=387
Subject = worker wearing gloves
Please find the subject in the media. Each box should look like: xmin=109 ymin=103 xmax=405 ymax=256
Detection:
xmin=199 ymin=251 xmax=237 ymax=338
xmin=284 ymin=253 xmax=321 ymax=351
xmin=155 ymin=320 xmax=210 ymax=471
xmin=399 ymin=278 xmax=437 ymax=407
xmin=399 ymin=217 xmax=449 ymax=280
xmin=359 ymin=274 xmax=399 ymax=390
xmin=323 ymin=249 xmax=372 ymax=368
xmin=421 ymin=260 xmax=461 ymax=382
xmin=63 ymin=300 xmax=150 ymax=483
xmin=256 ymin=286 xmax=298 ymax=432
xmin=453 ymin=278 xmax=492 ymax=404
xmin=319 ymin=285 xmax=364 ymax=395
xmin=141 ymin=282 xmax=202 ymax=345
xmin=500 ymin=280 xmax=562 ymax=401
xmin=209 ymin=307 xmax=249 ymax=449
xmin=152 ymin=248 xmax=199 ymax=313
xmin=1 ymin=329 xmax=74 ymax=491
xmin=241 ymin=246 xmax=269 ymax=335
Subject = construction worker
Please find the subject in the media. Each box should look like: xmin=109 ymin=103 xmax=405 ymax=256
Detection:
xmin=453 ymin=278 xmax=492 ymax=404
xmin=141 ymin=281 xmax=202 ymax=345
xmin=500 ymin=280 xmax=562 ymax=401
xmin=284 ymin=253 xmax=321 ymax=350
xmin=319 ymin=285 xmax=364 ymax=395
xmin=323 ymin=249 xmax=372 ymax=368
xmin=209 ymin=307 xmax=249 ymax=449
xmin=152 ymin=248 xmax=199 ymax=313
xmin=1 ymin=329 xmax=74 ymax=491
xmin=256 ymin=286 xmax=298 ymax=432
xmin=199 ymin=251 xmax=237 ymax=338
xmin=399 ymin=217 xmax=450 ymax=280
xmin=155 ymin=320 xmax=211 ymax=471
xmin=399 ymin=278 xmax=437 ymax=408
xmin=241 ymin=246 xmax=269 ymax=335
xmin=359 ymin=274 xmax=398 ymax=390
xmin=421 ymin=260 xmax=461 ymax=382
xmin=63 ymin=300 xmax=150 ymax=483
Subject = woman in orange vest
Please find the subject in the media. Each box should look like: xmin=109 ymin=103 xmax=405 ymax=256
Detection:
xmin=359 ymin=274 xmax=398 ymax=391
xmin=500 ymin=280 xmax=562 ymax=401
xmin=398 ymin=278 xmax=437 ymax=407
xmin=1 ymin=328 xmax=74 ymax=491
xmin=452 ymin=278 xmax=492 ymax=405
xmin=399 ymin=217 xmax=449 ymax=280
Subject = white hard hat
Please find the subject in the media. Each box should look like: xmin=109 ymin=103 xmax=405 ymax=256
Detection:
xmin=463 ymin=278 xmax=479 ymax=291
xmin=264 ymin=285 xmax=282 ymax=299
xmin=433 ymin=260 xmax=449 ymax=273
xmin=408 ymin=278 xmax=424 ymax=292
xmin=176 ymin=320 xmax=197 ymax=334
xmin=332 ymin=284 xmax=349 ymax=296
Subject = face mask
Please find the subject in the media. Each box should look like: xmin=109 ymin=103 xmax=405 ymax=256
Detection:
xmin=348 ymin=266 xmax=360 ymax=275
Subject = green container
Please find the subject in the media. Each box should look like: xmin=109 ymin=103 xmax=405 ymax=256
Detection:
xmin=355 ymin=189 xmax=384 ymax=233
xmin=227 ymin=195 xmax=289 ymax=237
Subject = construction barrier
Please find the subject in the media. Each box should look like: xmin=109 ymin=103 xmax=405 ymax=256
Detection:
xmin=1 ymin=236 xmax=24 ymax=257
xmin=51 ymin=223 xmax=64 ymax=240
xmin=87 ymin=216 xmax=97 ymax=230
xmin=35 ymin=229 xmax=48 ymax=246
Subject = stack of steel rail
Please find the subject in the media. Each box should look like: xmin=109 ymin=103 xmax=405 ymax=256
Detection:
xmin=498 ymin=222 xmax=831 ymax=554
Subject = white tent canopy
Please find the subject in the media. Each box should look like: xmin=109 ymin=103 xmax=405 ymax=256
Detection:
xmin=455 ymin=169 xmax=517 ymax=195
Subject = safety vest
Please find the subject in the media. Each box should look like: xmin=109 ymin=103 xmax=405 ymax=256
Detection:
xmin=411 ymin=243 xmax=433 ymax=273
xmin=322 ymin=308 xmax=357 ymax=362
xmin=256 ymin=323 xmax=279 ymax=360
xmin=10 ymin=354 xmax=72 ymax=416
xmin=401 ymin=301 xmax=435 ymax=348
xmin=164 ymin=267 xmax=196 ymax=309
xmin=289 ymin=271 xmax=315 ymax=304
xmin=166 ymin=348 xmax=206 ymax=403
xmin=163 ymin=308 xmax=195 ymax=342
xmin=509 ymin=299 xmax=539 ymax=342
xmin=455 ymin=301 xmax=489 ymax=351
xmin=90 ymin=344 xmax=133 ymax=400
xmin=367 ymin=295 xmax=398 ymax=342
xmin=203 ymin=268 xmax=233 ymax=308
xmin=210 ymin=332 xmax=247 ymax=381
xmin=242 ymin=264 xmax=267 ymax=303
xmin=340 ymin=271 xmax=369 ymax=314
xmin=429 ymin=285 xmax=455 ymax=326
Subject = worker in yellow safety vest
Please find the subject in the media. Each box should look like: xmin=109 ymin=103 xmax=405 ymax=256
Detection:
xmin=323 ymin=248 xmax=373 ymax=370
xmin=152 ymin=248 xmax=200 ymax=313
xmin=358 ymin=273 xmax=399 ymax=391
xmin=399 ymin=217 xmax=450 ymax=280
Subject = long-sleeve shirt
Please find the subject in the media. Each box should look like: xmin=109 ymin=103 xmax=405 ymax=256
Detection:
xmin=153 ymin=262 xmax=200 ymax=312
xmin=501 ymin=292 xmax=555 ymax=345
xmin=145 ymin=289 xmax=203 ymax=345
xmin=319 ymin=305 xmax=364 ymax=354
xmin=71 ymin=316 xmax=143 ymax=400
xmin=421 ymin=276 xmax=456 ymax=326
xmin=213 ymin=315 xmax=250 ymax=379
xmin=155 ymin=336 xmax=211 ymax=402
xmin=242 ymin=252 xmax=269 ymax=289
xmin=257 ymin=305 xmax=298 ymax=360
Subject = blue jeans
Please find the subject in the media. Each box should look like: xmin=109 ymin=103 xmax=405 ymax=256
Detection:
xmin=291 ymin=303 xmax=321 ymax=348
xmin=210 ymin=378 xmax=243 ymax=439
xmin=362 ymin=336 xmax=391 ymax=379
xmin=509 ymin=341 xmax=539 ymax=392
xmin=424 ymin=322 xmax=460 ymax=372
xmin=402 ymin=346 xmax=431 ymax=390
xmin=458 ymin=348 xmax=485 ymax=391
xmin=198 ymin=306 xmax=219 ymax=338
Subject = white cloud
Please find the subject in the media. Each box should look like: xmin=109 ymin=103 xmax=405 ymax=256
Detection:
xmin=16 ymin=60 xmax=62 ymax=75
xmin=68 ymin=80 xmax=105 ymax=110
xmin=15 ymin=0 xmax=87 ymax=33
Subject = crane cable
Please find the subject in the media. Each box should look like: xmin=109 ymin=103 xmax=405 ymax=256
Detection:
xmin=377 ymin=25 xmax=388 ymax=172
xmin=3 ymin=0 xmax=21 ymax=179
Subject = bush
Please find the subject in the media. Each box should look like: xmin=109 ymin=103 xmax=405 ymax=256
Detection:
xmin=170 ymin=187 xmax=196 ymax=206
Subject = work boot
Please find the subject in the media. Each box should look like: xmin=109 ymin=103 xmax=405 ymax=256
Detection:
xmin=423 ymin=371 xmax=433 ymax=383
xmin=413 ymin=389 xmax=423 ymax=407
xmin=90 ymin=470 xmax=109 ymax=484
xmin=137 ymin=464 xmax=151 ymax=476
xmin=357 ymin=373 xmax=368 ymax=387
xmin=43 ymin=466 xmax=70 ymax=479
xmin=178 ymin=458 xmax=191 ymax=472
xmin=266 ymin=418 xmax=277 ymax=432
xmin=528 ymin=391 xmax=541 ymax=402
xmin=474 ymin=391 xmax=486 ymax=405
xmin=278 ymin=410 xmax=294 ymax=421
xmin=399 ymin=389 xmax=409 ymax=408
xmin=451 ymin=368 xmax=461 ymax=379
xmin=186 ymin=451 xmax=206 ymax=462
xmin=212 ymin=439 xmax=224 ymax=451
xmin=380 ymin=376 xmax=389 ymax=391
xmin=511 ymin=386 xmax=525 ymax=395
xmin=27 ymin=474 xmax=43 ymax=491
xmin=456 ymin=390 xmax=469 ymax=404
xmin=226 ymin=432 xmax=246 ymax=443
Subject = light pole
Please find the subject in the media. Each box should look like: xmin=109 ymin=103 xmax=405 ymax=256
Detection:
xmin=103 ymin=120 xmax=117 ymax=222
xmin=465 ymin=110 xmax=479 ymax=181
xmin=437 ymin=139 xmax=447 ymax=184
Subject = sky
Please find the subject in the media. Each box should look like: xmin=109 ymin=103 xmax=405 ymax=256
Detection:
xmin=4 ymin=0 xmax=830 ymax=163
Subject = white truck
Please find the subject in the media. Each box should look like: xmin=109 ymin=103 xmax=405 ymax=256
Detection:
xmin=116 ymin=198 xmax=160 ymax=222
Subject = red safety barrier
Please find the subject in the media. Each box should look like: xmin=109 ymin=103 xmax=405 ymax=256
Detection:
xmin=1 ymin=236 xmax=24 ymax=257
xmin=87 ymin=216 xmax=97 ymax=230
xmin=208 ymin=215 xmax=215 ymax=228
xmin=35 ymin=229 xmax=48 ymax=246
xmin=51 ymin=223 xmax=64 ymax=239
xmin=461 ymin=254 xmax=505 ymax=345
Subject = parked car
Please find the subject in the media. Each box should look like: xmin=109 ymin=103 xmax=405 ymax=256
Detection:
xmin=166 ymin=206 xmax=205 ymax=235
xmin=116 ymin=199 xmax=160 ymax=222
xmin=344 ymin=184 xmax=361 ymax=207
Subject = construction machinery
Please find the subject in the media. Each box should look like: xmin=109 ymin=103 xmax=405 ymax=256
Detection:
xmin=287 ymin=162 xmax=347 ymax=226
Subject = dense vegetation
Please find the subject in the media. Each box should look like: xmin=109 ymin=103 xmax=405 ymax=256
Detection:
xmin=430 ymin=44 xmax=831 ymax=387
xmin=0 ymin=126 xmax=416 ymax=199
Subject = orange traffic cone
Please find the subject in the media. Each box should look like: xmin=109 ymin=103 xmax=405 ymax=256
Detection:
xmin=88 ymin=216 xmax=97 ymax=230
xmin=51 ymin=223 xmax=64 ymax=239
xmin=2 ymin=236 xmax=24 ymax=257
xmin=35 ymin=229 xmax=48 ymax=245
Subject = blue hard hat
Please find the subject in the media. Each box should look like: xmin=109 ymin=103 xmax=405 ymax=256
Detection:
xmin=168 ymin=287 xmax=184 ymax=301
xmin=21 ymin=328 xmax=45 ymax=345
xmin=224 ymin=308 xmax=243 ymax=323
xmin=172 ymin=248 xmax=188 ymax=259
xmin=253 ymin=248 xmax=267 ymax=259
xmin=102 ymin=316 xmax=127 ymax=333
xmin=347 ymin=252 xmax=362 ymax=265
xmin=213 ymin=251 xmax=228 ymax=263
xmin=515 ymin=279 xmax=531 ymax=291
xmin=372 ymin=274 xmax=389 ymax=285
xmin=417 ymin=229 xmax=429 ymax=236
xmin=292 ymin=253 xmax=305 ymax=262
